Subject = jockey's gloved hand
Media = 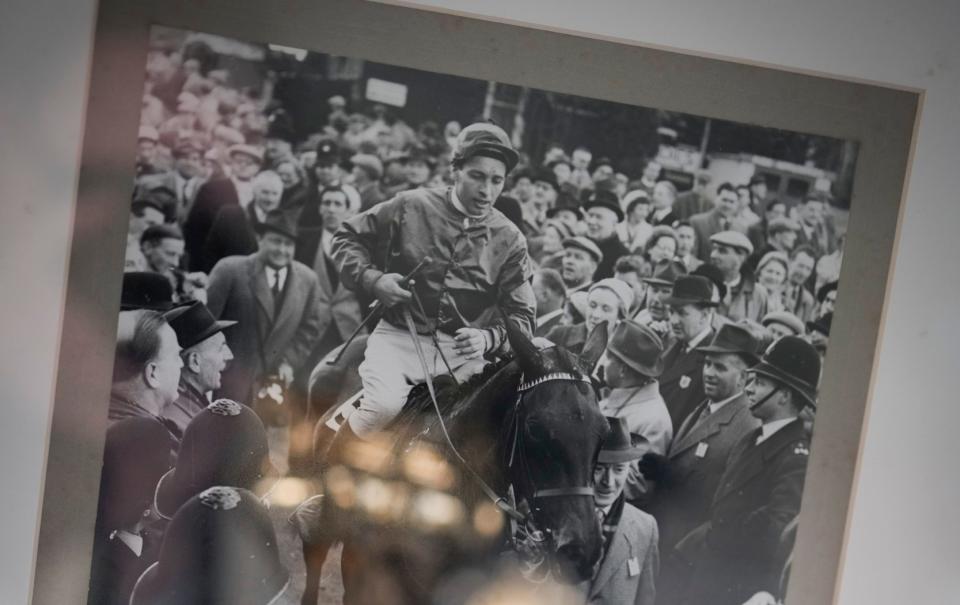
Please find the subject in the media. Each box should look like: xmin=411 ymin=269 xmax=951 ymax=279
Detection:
xmin=373 ymin=273 xmax=414 ymax=307
xmin=454 ymin=327 xmax=490 ymax=359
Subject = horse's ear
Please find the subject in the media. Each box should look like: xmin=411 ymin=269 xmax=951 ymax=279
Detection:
xmin=579 ymin=321 xmax=609 ymax=373
xmin=505 ymin=318 xmax=544 ymax=376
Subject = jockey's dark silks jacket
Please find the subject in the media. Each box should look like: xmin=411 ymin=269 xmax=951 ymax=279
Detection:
xmin=332 ymin=186 xmax=536 ymax=349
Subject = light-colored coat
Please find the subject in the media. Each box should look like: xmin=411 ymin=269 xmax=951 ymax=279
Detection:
xmin=588 ymin=504 xmax=659 ymax=605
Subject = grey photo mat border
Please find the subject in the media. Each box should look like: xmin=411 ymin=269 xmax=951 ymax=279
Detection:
xmin=30 ymin=0 xmax=919 ymax=604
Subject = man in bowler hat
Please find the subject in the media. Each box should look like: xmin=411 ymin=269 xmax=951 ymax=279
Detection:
xmin=673 ymin=336 xmax=820 ymax=605
xmin=586 ymin=416 xmax=659 ymax=605
xmin=162 ymin=301 xmax=236 ymax=437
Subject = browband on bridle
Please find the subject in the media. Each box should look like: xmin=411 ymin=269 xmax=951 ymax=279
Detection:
xmin=518 ymin=372 xmax=592 ymax=392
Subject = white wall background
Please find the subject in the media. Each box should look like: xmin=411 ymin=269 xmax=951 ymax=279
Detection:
xmin=2 ymin=0 xmax=958 ymax=602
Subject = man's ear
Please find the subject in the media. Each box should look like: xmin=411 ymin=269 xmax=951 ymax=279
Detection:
xmin=184 ymin=351 xmax=200 ymax=374
xmin=143 ymin=361 xmax=161 ymax=389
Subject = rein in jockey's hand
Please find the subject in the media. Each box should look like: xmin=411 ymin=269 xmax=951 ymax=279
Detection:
xmin=454 ymin=327 xmax=489 ymax=359
xmin=373 ymin=273 xmax=414 ymax=307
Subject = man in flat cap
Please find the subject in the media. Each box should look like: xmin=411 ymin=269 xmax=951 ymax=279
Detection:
xmin=330 ymin=121 xmax=535 ymax=443
xmin=161 ymin=301 xmax=236 ymax=438
xmin=561 ymin=236 xmax=603 ymax=296
xmin=136 ymin=125 xmax=162 ymax=178
xmin=184 ymin=144 xmax=264 ymax=272
xmin=584 ymin=190 xmax=630 ymax=280
xmin=744 ymin=216 xmax=799 ymax=276
xmin=674 ymin=336 xmax=820 ymax=605
xmin=761 ymin=311 xmax=806 ymax=341
xmin=689 ymin=183 xmax=746 ymax=261
xmin=710 ymin=230 xmax=769 ymax=323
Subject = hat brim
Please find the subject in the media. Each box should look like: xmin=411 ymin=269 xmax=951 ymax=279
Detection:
xmin=153 ymin=468 xmax=179 ymax=520
xmin=120 ymin=300 xmax=176 ymax=312
xmin=598 ymin=447 xmax=645 ymax=464
xmin=460 ymin=142 xmax=519 ymax=172
xmin=179 ymin=320 xmax=238 ymax=350
xmin=749 ymin=363 xmax=818 ymax=409
xmin=582 ymin=201 xmax=625 ymax=222
xmin=697 ymin=345 xmax=759 ymax=365
xmin=608 ymin=346 xmax=664 ymax=378
xmin=664 ymin=295 xmax=719 ymax=307
xmin=641 ymin=277 xmax=675 ymax=287
xmin=254 ymin=222 xmax=297 ymax=241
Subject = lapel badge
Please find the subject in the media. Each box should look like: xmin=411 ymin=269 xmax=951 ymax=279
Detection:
xmin=680 ymin=375 xmax=692 ymax=389
xmin=627 ymin=556 xmax=640 ymax=577
xmin=794 ymin=443 xmax=810 ymax=456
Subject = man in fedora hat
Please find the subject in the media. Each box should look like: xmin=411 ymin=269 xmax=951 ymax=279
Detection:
xmin=331 ymin=121 xmax=535 ymax=441
xmin=633 ymin=260 xmax=687 ymax=343
xmin=674 ymin=336 xmax=819 ymax=605
xmin=660 ymin=276 xmax=720 ymax=433
xmin=161 ymin=301 xmax=236 ymax=437
xmin=206 ymin=211 xmax=321 ymax=411
xmin=583 ymin=189 xmax=630 ymax=280
xmin=647 ymin=324 xmax=762 ymax=594
xmin=586 ymin=416 xmax=659 ymax=605
xmin=184 ymin=143 xmax=264 ymax=271
xmin=597 ymin=320 xmax=671 ymax=506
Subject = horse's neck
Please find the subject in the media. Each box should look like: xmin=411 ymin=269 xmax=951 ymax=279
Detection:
xmin=445 ymin=361 xmax=521 ymax=493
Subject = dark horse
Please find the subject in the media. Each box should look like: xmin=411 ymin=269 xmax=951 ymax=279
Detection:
xmin=294 ymin=321 xmax=612 ymax=604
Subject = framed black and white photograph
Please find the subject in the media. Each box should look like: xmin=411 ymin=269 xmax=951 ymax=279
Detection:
xmin=30 ymin=2 xmax=918 ymax=605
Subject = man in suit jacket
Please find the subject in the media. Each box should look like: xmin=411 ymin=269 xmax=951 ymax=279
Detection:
xmin=793 ymin=195 xmax=837 ymax=259
xmin=296 ymin=185 xmax=365 ymax=366
xmin=648 ymin=326 xmax=761 ymax=605
xmin=205 ymin=211 xmax=322 ymax=406
xmin=588 ymin=417 xmax=659 ymax=605
xmin=673 ymin=336 xmax=820 ymax=605
xmin=532 ymin=268 xmax=566 ymax=337
xmin=184 ymin=144 xmax=263 ymax=272
xmin=660 ymin=276 xmax=719 ymax=433
xmin=688 ymin=183 xmax=745 ymax=261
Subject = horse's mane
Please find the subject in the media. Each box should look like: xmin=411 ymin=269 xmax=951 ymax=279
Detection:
xmin=388 ymin=355 xmax=519 ymax=444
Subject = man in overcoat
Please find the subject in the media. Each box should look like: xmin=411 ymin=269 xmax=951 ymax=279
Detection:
xmin=205 ymin=211 xmax=321 ymax=406
xmin=587 ymin=416 xmax=659 ymax=605
xmin=672 ymin=336 xmax=820 ymax=605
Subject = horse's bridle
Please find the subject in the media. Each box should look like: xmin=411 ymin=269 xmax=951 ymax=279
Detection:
xmin=510 ymin=372 xmax=597 ymax=501
xmin=401 ymin=304 xmax=596 ymax=524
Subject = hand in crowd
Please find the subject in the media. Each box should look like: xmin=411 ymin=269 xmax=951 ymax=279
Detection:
xmin=454 ymin=327 xmax=488 ymax=359
xmin=277 ymin=360 xmax=295 ymax=387
xmin=373 ymin=273 xmax=414 ymax=307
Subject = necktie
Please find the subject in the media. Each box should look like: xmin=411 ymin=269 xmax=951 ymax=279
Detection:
xmin=271 ymin=269 xmax=282 ymax=300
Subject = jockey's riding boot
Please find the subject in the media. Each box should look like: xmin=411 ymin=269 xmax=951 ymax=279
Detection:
xmin=318 ymin=421 xmax=361 ymax=473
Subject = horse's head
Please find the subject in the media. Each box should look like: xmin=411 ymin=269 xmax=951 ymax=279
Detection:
xmin=504 ymin=320 xmax=611 ymax=584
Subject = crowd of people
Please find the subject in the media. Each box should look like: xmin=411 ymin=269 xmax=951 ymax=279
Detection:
xmin=92 ymin=36 xmax=844 ymax=605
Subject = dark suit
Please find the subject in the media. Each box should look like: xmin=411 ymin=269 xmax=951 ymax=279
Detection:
xmin=588 ymin=504 xmax=659 ymax=605
xmin=650 ymin=394 xmax=760 ymax=553
xmin=534 ymin=309 xmax=565 ymax=338
xmin=658 ymin=331 xmax=713 ymax=433
xmin=794 ymin=220 xmax=836 ymax=259
xmin=674 ymin=419 xmax=810 ymax=605
xmin=201 ymin=204 xmax=260 ymax=273
xmin=674 ymin=190 xmax=709 ymax=222
xmin=136 ymin=170 xmax=200 ymax=223
xmin=592 ymin=234 xmax=631 ymax=280
xmin=184 ymin=178 xmax=241 ymax=272
xmin=206 ymin=254 xmax=322 ymax=403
